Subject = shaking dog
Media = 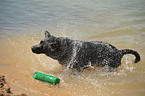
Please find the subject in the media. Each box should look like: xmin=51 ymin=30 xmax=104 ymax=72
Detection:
xmin=31 ymin=31 xmax=141 ymax=72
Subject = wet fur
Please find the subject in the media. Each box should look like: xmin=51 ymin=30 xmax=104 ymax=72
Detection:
xmin=31 ymin=31 xmax=141 ymax=72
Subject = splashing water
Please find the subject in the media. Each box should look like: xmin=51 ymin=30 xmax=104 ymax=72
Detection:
xmin=121 ymin=55 xmax=135 ymax=72
xmin=67 ymin=40 xmax=82 ymax=69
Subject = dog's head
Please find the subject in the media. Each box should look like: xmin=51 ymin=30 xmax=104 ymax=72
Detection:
xmin=31 ymin=31 xmax=61 ymax=58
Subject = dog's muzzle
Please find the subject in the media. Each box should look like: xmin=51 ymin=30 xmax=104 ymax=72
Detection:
xmin=31 ymin=45 xmax=44 ymax=54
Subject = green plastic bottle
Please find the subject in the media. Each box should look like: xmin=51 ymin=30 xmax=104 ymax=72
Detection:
xmin=33 ymin=71 xmax=60 ymax=85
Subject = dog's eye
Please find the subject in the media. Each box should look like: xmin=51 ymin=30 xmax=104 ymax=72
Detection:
xmin=51 ymin=43 xmax=59 ymax=49
xmin=51 ymin=44 xmax=56 ymax=48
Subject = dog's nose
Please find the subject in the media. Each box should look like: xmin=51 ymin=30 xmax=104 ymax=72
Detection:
xmin=31 ymin=46 xmax=38 ymax=53
xmin=31 ymin=46 xmax=34 ymax=49
xmin=31 ymin=46 xmax=35 ymax=51
xmin=31 ymin=46 xmax=35 ymax=52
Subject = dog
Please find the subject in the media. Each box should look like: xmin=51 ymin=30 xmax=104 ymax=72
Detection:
xmin=31 ymin=31 xmax=141 ymax=72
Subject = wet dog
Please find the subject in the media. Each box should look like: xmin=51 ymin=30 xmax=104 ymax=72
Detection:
xmin=31 ymin=31 xmax=141 ymax=72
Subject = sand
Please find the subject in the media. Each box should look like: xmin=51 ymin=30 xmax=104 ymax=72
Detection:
xmin=0 ymin=75 xmax=27 ymax=96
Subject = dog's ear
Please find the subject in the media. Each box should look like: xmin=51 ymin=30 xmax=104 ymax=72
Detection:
xmin=45 ymin=31 xmax=51 ymax=38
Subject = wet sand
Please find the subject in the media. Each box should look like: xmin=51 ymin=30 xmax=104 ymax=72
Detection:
xmin=0 ymin=75 xmax=27 ymax=96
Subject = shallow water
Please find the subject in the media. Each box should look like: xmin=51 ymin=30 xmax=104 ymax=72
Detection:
xmin=0 ymin=0 xmax=145 ymax=96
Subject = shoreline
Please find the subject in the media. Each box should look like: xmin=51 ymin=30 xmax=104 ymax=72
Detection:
xmin=0 ymin=75 xmax=27 ymax=96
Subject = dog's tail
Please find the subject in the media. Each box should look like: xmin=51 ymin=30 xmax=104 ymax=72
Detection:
xmin=121 ymin=49 xmax=141 ymax=63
